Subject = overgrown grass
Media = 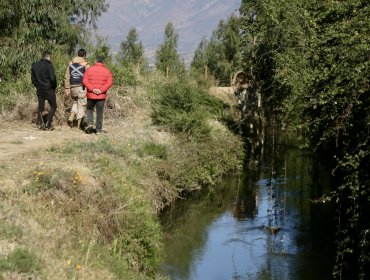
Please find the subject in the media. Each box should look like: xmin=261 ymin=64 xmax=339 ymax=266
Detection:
xmin=24 ymin=138 xmax=163 ymax=278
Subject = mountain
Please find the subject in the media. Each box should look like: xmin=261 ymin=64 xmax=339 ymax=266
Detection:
xmin=96 ymin=0 xmax=241 ymax=64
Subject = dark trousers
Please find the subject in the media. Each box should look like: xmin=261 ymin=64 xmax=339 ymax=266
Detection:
xmin=87 ymin=99 xmax=105 ymax=132
xmin=37 ymin=89 xmax=57 ymax=125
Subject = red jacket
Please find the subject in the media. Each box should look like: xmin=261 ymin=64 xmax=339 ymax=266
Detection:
xmin=83 ymin=62 xmax=113 ymax=100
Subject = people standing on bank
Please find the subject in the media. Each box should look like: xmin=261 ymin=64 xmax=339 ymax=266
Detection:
xmin=31 ymin=51 xmax=57 ymax=130
xmin=64 ymin=48 xmax=90 ymax=129
xmin=83 ymin=56 xmax=113 ymax=135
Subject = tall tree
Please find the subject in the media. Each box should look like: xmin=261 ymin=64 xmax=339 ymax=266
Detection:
xmin=116 ymin=28 xmax=144 ymax=67
xmin=155 ymin=22 xmax=185 ymax=77
xmin=190 ymin=37 xmax=210 ymax=79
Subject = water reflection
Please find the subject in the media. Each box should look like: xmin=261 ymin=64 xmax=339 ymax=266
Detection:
xmin=160 ymin=135 xmax=333 ymax=280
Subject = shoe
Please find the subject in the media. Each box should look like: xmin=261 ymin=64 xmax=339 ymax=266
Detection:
xmin=44 ymin=122 xmax=55 ymax=131
xmin=67 ymin=112 xmax=75 ymax=127
xmin=84 ymin=125 xmax=94 ymax=134
xmin=67 ymin=119 xmax=73 ymax=128
xmin=96 ymin=131 xmax=102 ymax=135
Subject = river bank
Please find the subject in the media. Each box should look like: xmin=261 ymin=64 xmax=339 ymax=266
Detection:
xmin=0 ymin=76 xmax=244 ymax=279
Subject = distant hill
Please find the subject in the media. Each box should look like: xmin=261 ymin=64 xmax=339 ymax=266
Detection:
xmin=96 ymin=0 xmax=240 ymax=64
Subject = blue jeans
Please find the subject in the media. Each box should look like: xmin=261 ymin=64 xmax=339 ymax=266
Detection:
xmin=86 ymin=99 xmax=105 ymax=132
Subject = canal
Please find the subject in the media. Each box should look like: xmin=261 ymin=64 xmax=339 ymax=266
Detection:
xmin=160 ymin=134 xmax=335 ymax=280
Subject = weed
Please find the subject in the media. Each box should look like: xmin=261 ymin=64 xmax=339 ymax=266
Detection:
xmin=0 ymin=247 xmax=42 ymax=274
xmin=9 ymin=140 xmax=23 ymax=145
xmin=0 ymin=221 xmax=23 ymax=240
xmin=138 ymin=142 xmax=168 ymax=159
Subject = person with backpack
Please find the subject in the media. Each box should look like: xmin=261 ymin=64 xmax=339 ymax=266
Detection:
xmin=83 ymin=56 xmax=113 ymax=135
xmin=31 ymin=50 xmax=57 ymax=131
xmin=64 ymin=48 xmax=90 ymax=129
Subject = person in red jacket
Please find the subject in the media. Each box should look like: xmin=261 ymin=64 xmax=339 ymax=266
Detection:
xmin=83 ymin=56 xmax=113 ymax=134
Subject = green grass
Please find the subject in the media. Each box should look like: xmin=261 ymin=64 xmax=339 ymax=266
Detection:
xmin=0 ymin=247 xmax=42 ymax=274
xmin=137 ymin=142 xmax=168 ymax=159
xmin=0 ymin=221 xmax=23 ymax=240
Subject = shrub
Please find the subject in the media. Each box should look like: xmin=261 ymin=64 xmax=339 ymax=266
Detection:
xmin=150 ymin=79 xmax=227 ymax=138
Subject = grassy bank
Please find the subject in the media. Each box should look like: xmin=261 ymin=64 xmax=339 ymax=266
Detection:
xmin=0 ymin=74 xmax=243 ymax=279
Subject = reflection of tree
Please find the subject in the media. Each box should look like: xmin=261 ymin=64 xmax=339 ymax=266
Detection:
xmin=232 ymin=170 xmax=260 ymax=221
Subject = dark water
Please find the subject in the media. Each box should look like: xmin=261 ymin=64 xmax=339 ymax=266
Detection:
xmin=160 ymin=134 xmax=335 ymax=280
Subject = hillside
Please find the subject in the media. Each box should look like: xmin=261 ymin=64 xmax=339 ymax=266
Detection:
xmin=96 ymin=0 xmax=241 ymax=63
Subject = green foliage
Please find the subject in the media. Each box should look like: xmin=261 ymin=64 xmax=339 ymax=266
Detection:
xmin=150 ymin=79 xmax=227 ymax=138
xmin=156 ymin=135 xmax=243 ymax=193
xmin=112 ymin=63 xmax=140 ymax=87
xmin=191 ymin=15 xmax=242 ymax=86
xmin=89 ymin=36 xmax=113 ymax=64
xmin=0 ymin=0 xmax=108 ymax=80
xmin=116 ymin=28 xmax=146 ymax=68
xmin=155 ymin=22 xmax=186 ymax=77
xmin=0 ymin=247 xmax=42 ymax=274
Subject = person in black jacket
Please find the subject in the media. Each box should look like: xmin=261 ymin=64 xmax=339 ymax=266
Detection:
xmin=31 ymin=51 xmax=57 ymax=130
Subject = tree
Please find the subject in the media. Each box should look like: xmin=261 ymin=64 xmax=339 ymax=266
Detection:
xmin=116 ymin=28 xmax=144 ymax=67
xmin=0 ymin=0 xmax=108 ymax=80
xmin=190 ymin=37 xmax=209 ymax=78
xmin=155 ymin=22 xmax=185 ymax=77
xmin=190 ymin=14 xmax=242 ymax=86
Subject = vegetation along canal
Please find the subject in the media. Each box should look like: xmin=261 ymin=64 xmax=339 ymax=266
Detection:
xmin=160 ymin=134 xmax=335 ymax=280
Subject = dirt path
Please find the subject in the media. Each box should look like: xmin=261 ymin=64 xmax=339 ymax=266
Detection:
xmin=0 ymin=112 xmax=166 ymax=173
xmin=0 ymin=121 xmax=107 ymax=170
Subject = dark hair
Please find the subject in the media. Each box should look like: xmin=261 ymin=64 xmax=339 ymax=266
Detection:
xmin=77 ymin=48 xmax=86 ymax=57
xmin=96 ymin=56 xmax=104 ymax=63
xmin=42 ymin=51 xmax=51 ymax=59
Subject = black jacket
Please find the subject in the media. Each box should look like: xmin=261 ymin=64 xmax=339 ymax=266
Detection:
xmin=31 ymin=59 xmax=57 ymax=90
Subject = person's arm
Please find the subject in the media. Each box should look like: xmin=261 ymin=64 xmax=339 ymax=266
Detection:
xmin=31 ymin=65 xmax=37 ymax=87
xmin=83 ymin=69 xmax=94 ymax=92
xmin=49 ymin=63 xmax=57 ymax=89
xmin=64 ymin=63 xmax=71 ymax=95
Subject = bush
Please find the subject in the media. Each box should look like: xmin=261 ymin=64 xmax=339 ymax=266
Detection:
xmin=150 ymin=79 xmax=227 ymax=138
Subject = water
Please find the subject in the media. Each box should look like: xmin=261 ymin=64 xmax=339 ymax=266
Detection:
xmin=160 ymin=134 xmax=334 ymax=280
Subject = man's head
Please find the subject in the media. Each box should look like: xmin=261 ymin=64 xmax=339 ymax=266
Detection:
xmin=96 ymin=56 xmax=104 ymax=63
xmin=43 ymin=51 xmax=52 ymax=60
xmin=77 ymin=48 xmax=87 ymax=58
